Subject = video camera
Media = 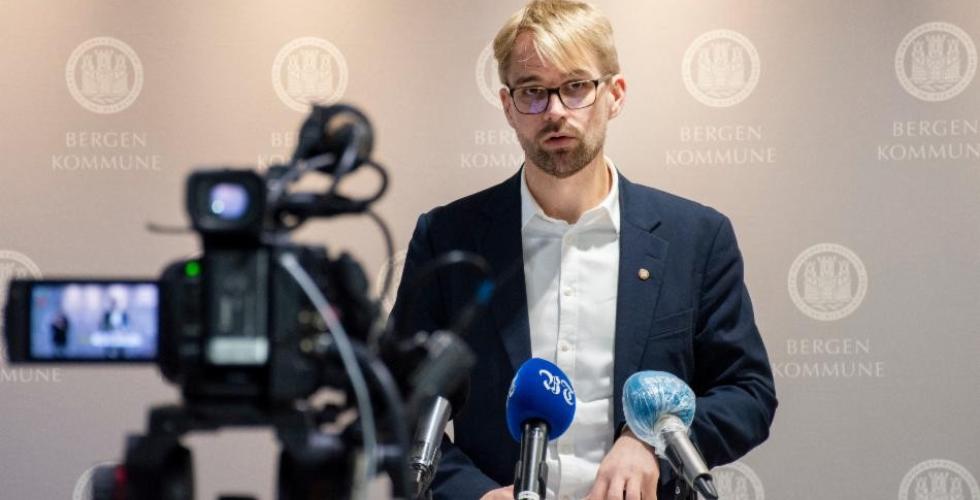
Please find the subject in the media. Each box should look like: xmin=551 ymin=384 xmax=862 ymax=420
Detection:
xmin=3 ymin=104 xmax=478 ymax=500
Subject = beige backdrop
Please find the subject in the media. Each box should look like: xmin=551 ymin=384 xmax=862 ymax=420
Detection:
xmin=1 ymin=1 xmax=979 ymax=499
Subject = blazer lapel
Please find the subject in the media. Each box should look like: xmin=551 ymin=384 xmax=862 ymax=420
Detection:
xmin=479 ymin=172 xmax=531 ymax=372
xmin=613 ymin=175 xmax=668 ymax=424
xmin=475 ymin=171 xmax=668 ymax=385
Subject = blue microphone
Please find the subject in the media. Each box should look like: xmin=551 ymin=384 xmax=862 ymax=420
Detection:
xmin=506 ymin=358 xmax=576 ymax=500
xmin=623 ymin=371 xmax=718 ymax=499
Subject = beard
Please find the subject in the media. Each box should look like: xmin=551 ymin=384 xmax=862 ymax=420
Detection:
xmin=518 ymin=119 xmax=605 ymax=179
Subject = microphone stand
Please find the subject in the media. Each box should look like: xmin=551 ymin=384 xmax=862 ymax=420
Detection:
xmin=409 ymin=395 xmax=451 ymax=499
xmin=673 ymin=479 xmax=696 ymax=500
xmin=514 ymin=420 xmax=549 ymax=500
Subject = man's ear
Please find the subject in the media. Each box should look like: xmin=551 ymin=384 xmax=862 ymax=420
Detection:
xmin=500 ymin=87 xmax=517 ymax=128
xmin=607 ymin=74 xmax=627 ymax=119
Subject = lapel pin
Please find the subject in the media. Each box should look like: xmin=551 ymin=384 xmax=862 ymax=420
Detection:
xmin=638 ymin=268 xmax=650 ymax=281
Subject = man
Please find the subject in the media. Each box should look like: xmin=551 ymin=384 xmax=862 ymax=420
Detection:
xmin=391 ymin=1 xmax=777 ymax=499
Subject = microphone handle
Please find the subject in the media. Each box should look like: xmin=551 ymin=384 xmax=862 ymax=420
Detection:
xmin=409 ymin=396 xmax=452 ymax=498
xmin=514 ymin=420 xmax=549 ymax=500
xmin=662 ymin=428 xmax=718 ymax=500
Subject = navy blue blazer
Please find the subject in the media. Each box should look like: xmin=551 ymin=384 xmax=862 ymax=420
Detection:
xmin=391 ymin=170 xmax=777 ymax=500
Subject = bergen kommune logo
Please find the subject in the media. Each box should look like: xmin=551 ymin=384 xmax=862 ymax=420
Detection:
xmin=273 ymin=36 xmax=349 ymax=113
xmin=682 ymin=29 xmax=761 ymax=108
xmin=66 ymin=37 xmax=143 ymax=114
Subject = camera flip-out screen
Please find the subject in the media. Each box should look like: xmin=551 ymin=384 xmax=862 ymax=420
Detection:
xmin=25 ymin=281 xmax=159 ymax=362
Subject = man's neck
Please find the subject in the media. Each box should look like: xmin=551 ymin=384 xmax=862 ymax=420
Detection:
xmin=524 ymin=154 xmax=611 ymax=225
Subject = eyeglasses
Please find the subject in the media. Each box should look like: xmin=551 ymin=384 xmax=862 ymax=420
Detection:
xmin=507 ymin=74 xmax=613 ymax=115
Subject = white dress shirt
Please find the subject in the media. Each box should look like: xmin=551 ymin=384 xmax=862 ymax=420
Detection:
xmin=521 ymin=158 xmax=621 ymax=500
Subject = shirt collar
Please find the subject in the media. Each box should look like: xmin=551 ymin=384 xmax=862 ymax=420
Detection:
xmin=520 ymin=157 xmax=621 ymax=234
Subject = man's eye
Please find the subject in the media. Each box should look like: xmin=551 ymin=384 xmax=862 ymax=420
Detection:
xmin=564 ymin=81 xmax=589 ymax=93
xmin=521 ymin=87 xmax=546 ymax=98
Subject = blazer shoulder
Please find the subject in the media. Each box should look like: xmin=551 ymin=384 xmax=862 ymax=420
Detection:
xmin=628 ymin=181 xmax=728 ymax=229
xmin=421 ymin=173 xmax=517 ymax=225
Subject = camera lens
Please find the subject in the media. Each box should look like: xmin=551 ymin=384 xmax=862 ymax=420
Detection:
xmin=209 ymin=183 xmax=249 ymax=220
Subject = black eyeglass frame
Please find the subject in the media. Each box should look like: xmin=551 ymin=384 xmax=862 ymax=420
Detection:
xmin=506 ymin=74 xmax=615 ymax=115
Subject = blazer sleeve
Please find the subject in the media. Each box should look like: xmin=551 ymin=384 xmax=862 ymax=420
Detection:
xmin=390 ymin=212 xmax=501 ymax=500
xmin=431 ymin=435 xmax=501 ymax=500
xmin=689 ymin=215 xmax=778 ymax=468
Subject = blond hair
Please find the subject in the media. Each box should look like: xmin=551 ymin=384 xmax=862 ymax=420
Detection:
xmin=493 ymin=0 xmax=620 ymax=86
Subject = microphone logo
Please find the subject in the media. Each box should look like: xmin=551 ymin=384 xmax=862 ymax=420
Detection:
xmin=506 ymin=358 xmax=577 ymax=442
xmin=538 ymin=368 xmax=574 ymax=406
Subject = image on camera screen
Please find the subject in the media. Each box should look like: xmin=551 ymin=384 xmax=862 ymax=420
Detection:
xmin=29 ymin=282 xmax=158 ymax=361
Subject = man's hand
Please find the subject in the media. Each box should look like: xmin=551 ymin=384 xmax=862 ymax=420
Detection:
xmin=480 ymin=485 xmax=514 ymax=500
xmin=586 ymin=427 xmax=660 ymax=500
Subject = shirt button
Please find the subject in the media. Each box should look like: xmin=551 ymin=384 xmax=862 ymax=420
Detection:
xmin=559 ymin=342 xmax=570 ymax=352
xmin=562 ymin=286 xmax=573 ymax=296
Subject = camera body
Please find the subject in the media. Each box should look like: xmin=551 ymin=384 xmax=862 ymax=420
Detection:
xmin=159 ymin=169 xmax=374 ymax=406
xmin=4 ymin=167 xmax=376 ymax=409
xmin=4 ymin=106 xmax=381 ymax=410
xmin=1 ymin=104 xmax=473 ymax=499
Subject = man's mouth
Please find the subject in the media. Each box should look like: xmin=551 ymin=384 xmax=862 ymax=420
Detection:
xmin=542 ymin=133 xmax=577 ymax=147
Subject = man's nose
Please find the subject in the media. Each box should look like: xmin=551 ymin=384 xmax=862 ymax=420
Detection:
xmin=542 ymin=92 xmax=569 ymax=120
